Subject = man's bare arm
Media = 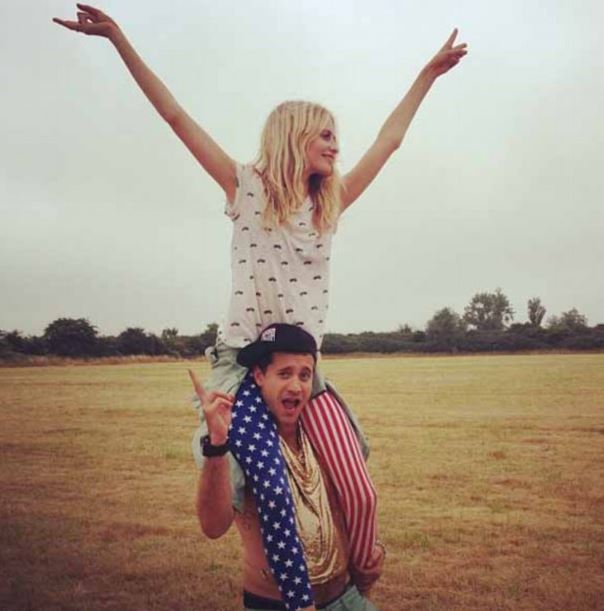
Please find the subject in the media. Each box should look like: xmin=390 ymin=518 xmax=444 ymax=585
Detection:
xmin=189 ymin=370 xmax=236 ymax=537
xmin=196 ymin=453 xmax=235 ymax=538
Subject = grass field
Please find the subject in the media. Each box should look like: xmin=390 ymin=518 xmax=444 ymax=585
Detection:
xmin=1 ymin=354 xmax=603 ymax=610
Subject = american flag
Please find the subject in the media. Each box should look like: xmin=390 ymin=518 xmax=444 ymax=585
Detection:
xmin=302 ymin=389 xmax=378 ymax=569
xmin=229 ymin=373 xmax=313 ymax=611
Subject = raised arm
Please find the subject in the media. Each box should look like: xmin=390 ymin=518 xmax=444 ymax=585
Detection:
xmin=188 ymin=370 xmax=236 ymax=538
xmin=341 ymin=29 xmax=467 ymax=212
xmin=53 ymin=4 xmax=237 ymax=202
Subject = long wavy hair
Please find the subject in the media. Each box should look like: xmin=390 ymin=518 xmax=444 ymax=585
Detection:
xmin=254 ymin=101 xmax=342 ymax=233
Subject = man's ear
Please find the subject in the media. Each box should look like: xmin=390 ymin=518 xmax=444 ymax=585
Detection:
xmin=252 ymin=365 xmax=264 ymax=387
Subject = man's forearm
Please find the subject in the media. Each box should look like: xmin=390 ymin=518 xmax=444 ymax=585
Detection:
xmin=197 ymin=454 xmax=235 ymax=538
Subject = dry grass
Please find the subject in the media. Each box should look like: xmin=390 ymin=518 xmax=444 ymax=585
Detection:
xmin=0 ymin=354 xmax=195 ymax=368
xmin=0 ymin=354 xmax=603 ymax=610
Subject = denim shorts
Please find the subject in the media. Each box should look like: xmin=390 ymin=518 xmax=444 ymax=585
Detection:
xmin=243 ymin=584 xmax=379 ymax=611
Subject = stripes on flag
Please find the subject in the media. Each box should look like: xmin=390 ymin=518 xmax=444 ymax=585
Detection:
xmin=301 ymin=391 xmax=378 ymax=569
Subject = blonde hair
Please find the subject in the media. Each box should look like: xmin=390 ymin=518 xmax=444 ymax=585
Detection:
xmin=254 ymin=101 xmax=342 ymax=233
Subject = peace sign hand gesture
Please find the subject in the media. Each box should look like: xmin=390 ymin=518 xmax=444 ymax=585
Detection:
xmin=424 ymin=29 xmax=468 ymax=79
xmin=188 ymin=370 xmax=235 ymax=446
xmin=53 ymin=3 xmax=119 ymax=40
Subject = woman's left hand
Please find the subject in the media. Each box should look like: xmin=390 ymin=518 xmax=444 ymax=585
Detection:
xmin=424 ymin=29 xmax=468 ymax=79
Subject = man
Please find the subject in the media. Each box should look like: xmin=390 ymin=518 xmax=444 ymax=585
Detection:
xmin=190 ymin=324 xmax=383 ymax=610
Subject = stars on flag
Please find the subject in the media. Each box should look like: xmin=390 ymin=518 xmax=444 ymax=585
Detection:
xmin=227 ymin=372 xmax=312 ymax=611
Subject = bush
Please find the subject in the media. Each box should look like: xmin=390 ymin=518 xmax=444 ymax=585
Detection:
xmin=44 ymin=318 xmax=98 ymax=357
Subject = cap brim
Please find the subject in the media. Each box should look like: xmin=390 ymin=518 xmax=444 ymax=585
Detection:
xmin=236 ymin=342 xmax=270 ymax=368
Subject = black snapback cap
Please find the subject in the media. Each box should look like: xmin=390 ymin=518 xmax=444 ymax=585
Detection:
xmin=236 ymin=323 xmax=317 ymax=368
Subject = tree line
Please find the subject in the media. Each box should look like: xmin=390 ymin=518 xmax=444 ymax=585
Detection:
xmin=1 ymin=289 xmax=602 ymax=361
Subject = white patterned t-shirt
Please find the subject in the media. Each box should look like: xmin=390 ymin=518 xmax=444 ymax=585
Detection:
xmin=217 ymin=164 xmax=334 ymax=349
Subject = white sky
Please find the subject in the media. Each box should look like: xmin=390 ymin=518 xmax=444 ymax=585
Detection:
xmin=1 ymin=0 xmax=603 ymax=336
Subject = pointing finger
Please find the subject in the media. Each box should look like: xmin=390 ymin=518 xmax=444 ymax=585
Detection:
xmin=188 ymin=369 xmax=208 ymax=404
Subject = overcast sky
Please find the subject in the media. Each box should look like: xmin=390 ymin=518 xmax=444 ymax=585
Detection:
xmin=1 ymin=0 xmax=602 ymax=336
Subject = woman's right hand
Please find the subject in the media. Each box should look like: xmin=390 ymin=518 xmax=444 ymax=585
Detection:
xmin=53 ymin=3 xmax=119 ymax=39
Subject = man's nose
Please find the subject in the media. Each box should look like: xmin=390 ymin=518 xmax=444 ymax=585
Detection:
xmin=287 ymin=378 xmax=302 ymax=394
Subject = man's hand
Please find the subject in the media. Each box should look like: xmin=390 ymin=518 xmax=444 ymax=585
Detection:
xmin=53 ymin=3 xmax=120 ymax=40
xmin=351 ymin=543 xmax=385 ymax=596
xmin=188 ymin=370 xmax=234 ymax=445
xmin=424 ymin=29 xmax=468 ymax=79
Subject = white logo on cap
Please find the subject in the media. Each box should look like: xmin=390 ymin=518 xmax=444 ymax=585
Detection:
xmin=261 ymin=328 xmax=276 ymax=342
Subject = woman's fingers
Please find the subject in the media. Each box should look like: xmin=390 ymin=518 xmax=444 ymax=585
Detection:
xmin=53 ymin=4 xmax=111 ymax=32
xmin=52 ymin=18 xmax=83 ymax=32
xmin=77 ymin=12 xmax=93 ymax=25
xmin=449 ymin=48 xmax=467 ymax=59
xmin=76 ymin=3 xmax=102 ymax=17
xmin=442 ymin=28 xmax=458 ymax=50
xmin=77 ymin=5 xmax=108 ymax=23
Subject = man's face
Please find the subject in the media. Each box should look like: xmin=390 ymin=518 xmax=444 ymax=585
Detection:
xmin=253 ymin=352 xmax=314 ymax=430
